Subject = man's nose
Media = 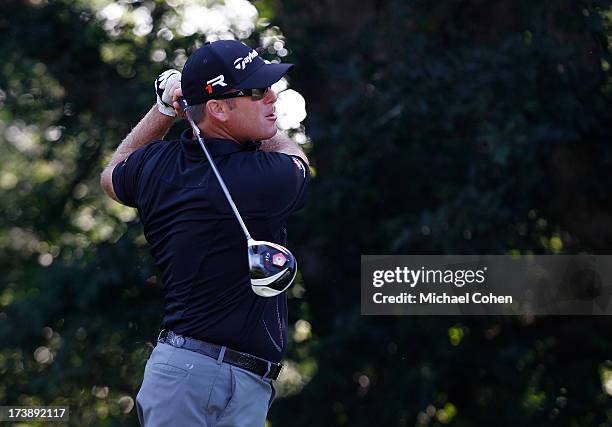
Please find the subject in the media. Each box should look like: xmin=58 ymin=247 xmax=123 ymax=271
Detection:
xmin=263 ymin=88 xmax=277 ymax=103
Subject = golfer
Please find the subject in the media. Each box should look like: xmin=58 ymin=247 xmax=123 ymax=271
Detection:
xmin=100 ymin=40 xmax=309 ymax=426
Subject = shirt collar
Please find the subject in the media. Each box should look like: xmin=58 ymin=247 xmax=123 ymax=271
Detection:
xmin=180 ymin=129 xmax=260 ymax=159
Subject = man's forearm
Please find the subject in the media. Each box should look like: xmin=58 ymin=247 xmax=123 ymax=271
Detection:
xmin=100 ymin=105 xmax=175 ymax=201
xmin=260 ymin=131 xmax=309 ymax=166
xmin=107 ymin=105 xmax=174 ymax=169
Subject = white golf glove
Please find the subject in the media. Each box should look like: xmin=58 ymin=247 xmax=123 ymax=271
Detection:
xmin=155 ymin=69 xmax=181 ymax=117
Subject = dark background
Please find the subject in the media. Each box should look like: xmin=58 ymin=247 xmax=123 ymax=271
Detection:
xmin=1 ymin=0 xmax=612 ymax=425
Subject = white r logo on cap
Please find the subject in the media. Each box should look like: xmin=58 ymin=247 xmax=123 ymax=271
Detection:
xmin=206 ymin=75 xmax=227 ymax=87
xmin=205 ymin=74 xmax=228 ymax=94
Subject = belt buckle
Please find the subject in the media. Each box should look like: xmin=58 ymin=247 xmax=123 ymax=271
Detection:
xmin=169 ymin=332 xmax=185 ymax=348
xmin=158 ymin=330 xmax=185 ymax=348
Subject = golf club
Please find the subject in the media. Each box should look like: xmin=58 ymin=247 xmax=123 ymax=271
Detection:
xmin=178 ymin=97 xmax=297 ymax=297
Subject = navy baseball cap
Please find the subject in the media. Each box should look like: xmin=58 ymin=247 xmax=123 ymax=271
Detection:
xmin=181 ymin=40 xmax=294 ymax=106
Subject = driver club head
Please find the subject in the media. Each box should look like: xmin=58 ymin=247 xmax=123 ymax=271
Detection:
xmin=248 ymin=239 xmax=297 ymax=297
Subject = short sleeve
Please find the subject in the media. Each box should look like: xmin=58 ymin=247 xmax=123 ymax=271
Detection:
xmin=111 ymin=147 xmax=147 ymax=208
xmin=253 ymin=152 xmax=310 ymax=217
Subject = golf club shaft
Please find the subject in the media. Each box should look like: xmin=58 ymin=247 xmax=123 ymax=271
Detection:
xmin=179 ymin=98 xmax=252 ymax=241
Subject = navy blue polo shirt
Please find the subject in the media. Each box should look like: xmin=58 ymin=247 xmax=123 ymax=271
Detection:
xmin=112 ymin=129 xmax=309 ymax=362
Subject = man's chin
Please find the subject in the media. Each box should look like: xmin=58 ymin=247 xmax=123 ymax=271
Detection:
xmin=262 ymin=127 xmax=278 ymax=140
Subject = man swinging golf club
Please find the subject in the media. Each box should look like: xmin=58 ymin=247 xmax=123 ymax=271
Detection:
xmin=100 ymin=39 xmax=309 ymax=427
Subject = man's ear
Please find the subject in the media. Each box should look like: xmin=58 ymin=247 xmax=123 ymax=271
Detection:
xmin=206 ymin=100 xmax=228 ymax=122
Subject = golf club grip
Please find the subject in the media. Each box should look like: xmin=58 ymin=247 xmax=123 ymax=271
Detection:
xmin=178 ymin=97 xmax=189 ymax=111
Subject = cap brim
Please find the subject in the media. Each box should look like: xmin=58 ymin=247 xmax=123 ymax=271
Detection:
xmin=234 ymin=63 xmax=293 ymax=89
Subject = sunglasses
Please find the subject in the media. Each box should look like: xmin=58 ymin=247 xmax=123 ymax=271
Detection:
xmin=213 ymin=87 xmax=271 ymax=101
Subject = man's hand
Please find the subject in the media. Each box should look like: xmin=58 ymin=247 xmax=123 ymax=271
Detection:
xmin=155 ymin=69 xmax=181 ymax=117
xmin=172 ymin=86 xmax=186 ymax=120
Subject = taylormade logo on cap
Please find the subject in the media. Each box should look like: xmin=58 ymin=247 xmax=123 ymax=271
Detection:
xmin=233 ymin=50 xmax=259 ymax=70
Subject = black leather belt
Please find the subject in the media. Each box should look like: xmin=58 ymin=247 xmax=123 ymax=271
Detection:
xmin=157 ymin=330 xmax=283 ymax=381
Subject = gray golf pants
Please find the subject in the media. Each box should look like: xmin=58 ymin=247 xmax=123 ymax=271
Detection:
xmin=136 ymin=343 xmax=275 ymax=427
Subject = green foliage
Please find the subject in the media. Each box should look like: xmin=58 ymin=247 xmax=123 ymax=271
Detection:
xmin=269 ymin=0 xmax=612 ymax=425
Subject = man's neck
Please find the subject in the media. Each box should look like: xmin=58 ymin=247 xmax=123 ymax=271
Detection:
xmin=197 ymin=122 xmax=242 ymax=143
